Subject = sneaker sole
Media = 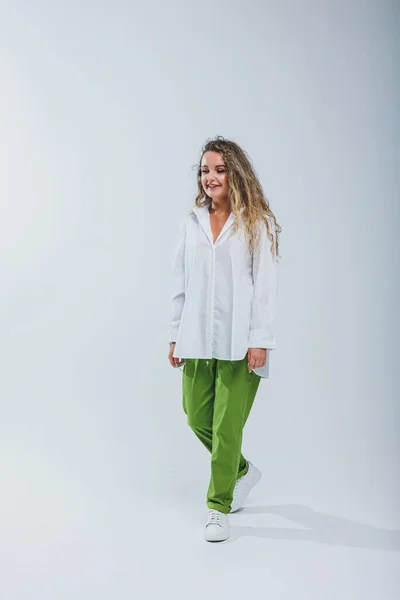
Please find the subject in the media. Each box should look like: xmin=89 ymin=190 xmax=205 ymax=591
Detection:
xmin=204 ymin=531 xmax=230 ymax=542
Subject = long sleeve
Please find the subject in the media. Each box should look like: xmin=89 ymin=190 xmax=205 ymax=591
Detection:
xmin=248 ymin=218 xmax=278 ymax=349
xmin=168 ymin=218 xmax=186 ymax=343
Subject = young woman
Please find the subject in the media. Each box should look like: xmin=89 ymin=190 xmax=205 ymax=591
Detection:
xmin=168 ymin=136 xmax=281 ymax=542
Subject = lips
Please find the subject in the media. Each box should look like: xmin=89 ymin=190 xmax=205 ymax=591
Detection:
xmin=208 ymin=185 xmax=220 ymax=188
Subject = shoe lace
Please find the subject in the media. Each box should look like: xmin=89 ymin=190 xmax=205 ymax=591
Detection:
xmin=232 ymin=476 xmax=243 ymax=500
xmin=232 ymin=483 xmax=238 ymax=501
xmin=207 ymin=510 xmax=223 ymax=525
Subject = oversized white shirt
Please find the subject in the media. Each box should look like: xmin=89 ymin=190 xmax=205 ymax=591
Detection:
xmin=168 ymin=200 xmax=278 ymax=379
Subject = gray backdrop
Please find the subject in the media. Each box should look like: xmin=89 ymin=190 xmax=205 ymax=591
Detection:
xmin=1 ymin=1 xmax=399 ymax=598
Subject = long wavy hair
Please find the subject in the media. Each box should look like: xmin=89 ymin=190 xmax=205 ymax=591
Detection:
xmin=192 ymin=136 xmax=282 ymax=260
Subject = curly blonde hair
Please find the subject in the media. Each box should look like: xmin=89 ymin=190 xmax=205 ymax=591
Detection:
xmin=192 ymin=136 xmax=282 ymax=260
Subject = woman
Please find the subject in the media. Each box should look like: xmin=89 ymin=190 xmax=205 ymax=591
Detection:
xmin=168 ymin=136 xmax=281 ymax=542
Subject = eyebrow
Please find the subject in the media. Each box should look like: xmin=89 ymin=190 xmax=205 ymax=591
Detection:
xmin=201 ymin=164 xmax=226 ymax=168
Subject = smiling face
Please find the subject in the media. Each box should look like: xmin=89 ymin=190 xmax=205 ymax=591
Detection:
xmin=200 ymin=151 xmax=229 ymax=201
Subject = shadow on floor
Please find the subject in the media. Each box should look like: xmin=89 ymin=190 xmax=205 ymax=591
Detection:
xmin=225 ymin=504 xmax=400 ymax=552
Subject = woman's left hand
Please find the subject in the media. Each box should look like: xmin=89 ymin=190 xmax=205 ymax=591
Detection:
xmin=248 ymin=348 xmax=267 ymax=372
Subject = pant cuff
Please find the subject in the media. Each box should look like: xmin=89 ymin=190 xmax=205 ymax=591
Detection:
xmin=237 ymin=459 xmax=249 ymax=480
xmin=206 ymin=502 xmax=231 ymax=514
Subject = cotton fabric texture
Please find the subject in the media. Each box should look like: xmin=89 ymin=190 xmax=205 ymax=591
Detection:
xmin=182 ymin=353 xmax=261 ymax=513
xmin=169 ymin=200 xmax=278 ymax=379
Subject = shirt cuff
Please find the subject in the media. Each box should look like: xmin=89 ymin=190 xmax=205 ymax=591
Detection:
xmin=169 ymin=322 xmax=180 ymax=343
xmin=248 ymin=329 xmax=275 ymax=349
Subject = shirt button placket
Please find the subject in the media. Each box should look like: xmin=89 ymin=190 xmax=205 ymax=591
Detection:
xmin=210 ymin=243 xmax=216 ymax=355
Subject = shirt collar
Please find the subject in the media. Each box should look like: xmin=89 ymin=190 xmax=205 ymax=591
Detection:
xmin=189 ymin=202 xmax=245 ymax=216
xmin=189 ymin=202 xmax=245 ymax=246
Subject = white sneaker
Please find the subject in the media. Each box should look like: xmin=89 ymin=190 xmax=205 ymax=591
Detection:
xmin=230 ymin=462 xmax=261 ymax=513
xmin=204 ymin=509 xmax=230 ymax=542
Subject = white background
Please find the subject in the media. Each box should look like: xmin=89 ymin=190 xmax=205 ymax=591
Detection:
xmin=1 ymin=1 xmax=399 ymax=598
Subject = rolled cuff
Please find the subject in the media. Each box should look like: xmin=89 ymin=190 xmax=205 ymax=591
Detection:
xmin=248 ymin=328 xmax=275 ymax=349
xmin=168 ymin=321 xmax=180 ymax=343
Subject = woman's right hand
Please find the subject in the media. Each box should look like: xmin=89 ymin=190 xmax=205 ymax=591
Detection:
xmin=168 ymin=342 xmax=184 ymax=369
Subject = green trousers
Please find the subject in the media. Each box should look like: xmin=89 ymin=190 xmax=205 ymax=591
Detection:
xmin=182 ymin=352 xmax=261 ymax=514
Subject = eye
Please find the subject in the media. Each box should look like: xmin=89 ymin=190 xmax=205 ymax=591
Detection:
xmin=217 ymin=169 xmax=225 ymax=173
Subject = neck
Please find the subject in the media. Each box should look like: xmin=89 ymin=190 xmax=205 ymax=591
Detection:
xmin=209 ymin=198 xmax=231 ymax=214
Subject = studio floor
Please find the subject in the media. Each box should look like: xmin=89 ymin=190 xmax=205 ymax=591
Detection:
xmin=2 ymin=461 xmax=399 ymax=600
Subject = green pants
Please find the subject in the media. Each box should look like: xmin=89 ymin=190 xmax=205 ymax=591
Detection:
xmin=182 ymin=352 xmax=261 ymax=514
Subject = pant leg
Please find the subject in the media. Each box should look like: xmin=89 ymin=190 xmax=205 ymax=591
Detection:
xmin=182 ymin=357 xmax=251 ymax=477
xmin=206 ymin=353 xmax=261 ymax=514
xmin=182 ymin=358 xmax=216 ymax=453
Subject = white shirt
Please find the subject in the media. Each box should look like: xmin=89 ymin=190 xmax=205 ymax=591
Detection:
xmin=168 ymin=200 xmax=278 ymax=379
